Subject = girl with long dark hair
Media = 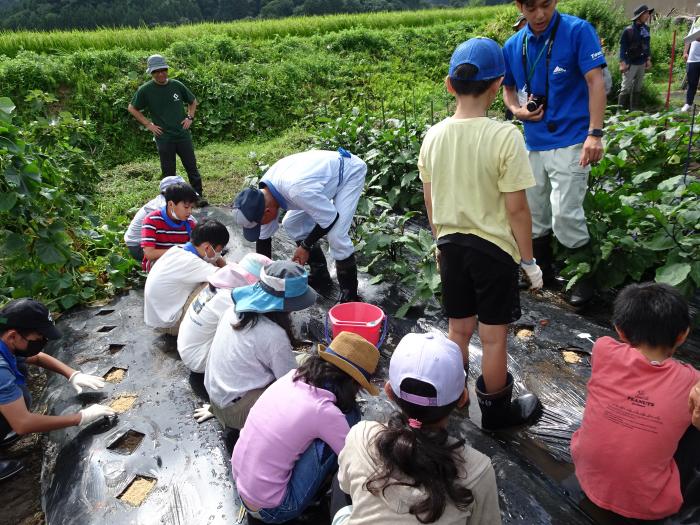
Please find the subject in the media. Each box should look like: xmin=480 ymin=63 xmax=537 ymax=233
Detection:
xmin=333 ymin=332 xmax=501 ymax=524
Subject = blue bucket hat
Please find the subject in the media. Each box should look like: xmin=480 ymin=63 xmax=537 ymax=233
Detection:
xmin=232 ymin=261 xmax=317 ymax=313
xmin=449 ymin=37 xmax=505 ymax=81
xmin=231 ymin=188 xmax=265 ymax=242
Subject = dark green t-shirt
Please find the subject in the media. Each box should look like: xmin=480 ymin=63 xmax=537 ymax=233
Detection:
xmin=131 ymin=79 xmax=196 ymax=143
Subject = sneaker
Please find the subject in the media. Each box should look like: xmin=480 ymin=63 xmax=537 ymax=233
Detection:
xmin=0 ymin=459 xmax=23 ymax=482
xmin=0 ymin=432 xmax=20 ymax=448
xmin=681 ymin=104 xmax=692 ymax=112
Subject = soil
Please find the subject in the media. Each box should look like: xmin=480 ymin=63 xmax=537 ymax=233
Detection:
xmin=117 ymin=476 xmax=156 ymax=507
xmin=0 ymin=366 xmax=48 ymax=525
xmin=103 ymin=367 xmax=126 ymax=384
xmin=108 ymin=430 xmax=145 ymax=455
xmin=109 ymin=394 xmax=137 ymax=413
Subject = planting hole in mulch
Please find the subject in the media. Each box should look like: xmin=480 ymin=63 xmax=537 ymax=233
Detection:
xmin=108 ymin=343 xmax=125 ymax=354
xmin=95 ymin=309 xmax=115 ymax=316
xmin=97 ymin=325 xmax=116 ymax=333
xmin=514 ymin=323 xmax=536 ymax=340
xmin=103 ymin=367 xmax=127 ymax=384
xmin=110 ymin=394 xmax=137 ymax=413
xmin=117 ymin=476 xmax=156 ymax=507
xmin=107 ymin=429 xmax=145 ymax=455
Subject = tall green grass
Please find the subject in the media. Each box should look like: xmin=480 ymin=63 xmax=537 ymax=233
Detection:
xmin=0 ymin=7 xmax=500 ymax=57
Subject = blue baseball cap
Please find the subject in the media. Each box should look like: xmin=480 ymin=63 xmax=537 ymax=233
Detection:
xmin=231 ymin=188 xmax=265 ymax=242
xmin=232 ymin=261 xmax=317 ymax=314
xmin=448 ymin=37 xmax=505 ymax=81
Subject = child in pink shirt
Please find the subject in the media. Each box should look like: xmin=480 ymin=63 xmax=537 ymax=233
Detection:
xmin=571 ymin=283 xmax=700 ymax=520
xmin=232 ymin=331 xmax=380 ymax=523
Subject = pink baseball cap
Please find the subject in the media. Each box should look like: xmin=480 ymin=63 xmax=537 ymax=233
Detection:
xmin=208 ymin=253 xmax=272 ymax=289
xmin=389 ymin=331 xmax=465 ymax=407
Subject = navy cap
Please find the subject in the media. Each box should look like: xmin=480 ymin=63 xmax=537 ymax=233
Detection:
xmin=448 ymin=37 xmax=505 ymax=81
xmin=231 ymin=188 xmax=265 ymax=242
xmin=0 ymin=299 xmax=61 ymax=340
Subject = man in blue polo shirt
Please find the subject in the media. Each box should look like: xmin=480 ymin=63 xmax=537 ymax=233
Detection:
xmin=502 ymin=0 xmax=606 ymax=306
xmin=0 ymin=299 xmax=114 ymax=481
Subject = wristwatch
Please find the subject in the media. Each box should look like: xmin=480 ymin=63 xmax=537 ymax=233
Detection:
xmin=186 ymin=115 xmax=194 ymax=121
xmin=588 ymin=128 xmax=604 ymax=138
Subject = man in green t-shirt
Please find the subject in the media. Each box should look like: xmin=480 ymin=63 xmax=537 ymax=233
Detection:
xmin=128 ymin=54 xmax=207 ymax=206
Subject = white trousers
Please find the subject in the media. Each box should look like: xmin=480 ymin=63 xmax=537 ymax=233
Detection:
xmin=281 ymin=168 xmax=366 ymax=261
xmin=527 ymin=143 xmax=590 ymax=249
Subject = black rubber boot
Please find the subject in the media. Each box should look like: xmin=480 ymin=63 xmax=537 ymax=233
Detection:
xmin=532 ymin=234 xmax=557 ymax=287
xmin=0 ymin=459 xmax=23 ymax=482
xmin=475 ymin=373 xmax=541 ymax=430
xmin=565 ymin=243 xmax=595 ymax=307
xmin=302 ymin=243 xmax=334 ymax=295
xmin=568 ymin=277 xmax=595 ymax=307
xmin=256 ymin=238 xmax=272 ymax=259
xmin=335 ymin=254 xmax=360 ymax=303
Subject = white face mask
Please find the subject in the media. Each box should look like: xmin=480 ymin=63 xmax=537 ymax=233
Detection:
xmin=203 ymin=245 xmax=221 ymax=264
xmin=169 ymin=205 xmax=184 ymax=222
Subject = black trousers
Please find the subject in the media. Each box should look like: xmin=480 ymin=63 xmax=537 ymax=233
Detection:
xmin=686 ymin=62 xmax=700 ymax=106
xmin=156 ymin=137 xmax=203 ymax=195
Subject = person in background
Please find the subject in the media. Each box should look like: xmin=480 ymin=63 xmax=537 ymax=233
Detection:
xmin=123 ymin=175 xmax=185 ymax=261
xmin=178 ymin=253 xmax=271 ymax=374
xmin=195 ymin=261 xmax=315 ymax=429
xmin=0 ymin=299 xmax=114 ymax=482
xmin=331 ymin=331 xmax=501 ymax=525
xmin=571 ymin=283 xmax=700 ymax=520
xmin=127 ymin=54 xmax=207 ymax=206
xmin=231 ymin=149 xmax=367 ymax=303
xmin=618 ymin=5 xmax=653 ymax=111
xmin=682 ymin=16 xmax=700 ymax=112
xmin=140 ymin=182 xmax=198 ymax=272
xmin=232 ymin=331 xmax=379 ymax=524
xmin=420 ymin=37 xmax=542 ymax=429
xmin=502 ymin=0 xmax=607 ymax=307
xmin=513 ymin=13 xmax=527 ymax=32
xmin=143 ymin=220 xmax=228 ymax=335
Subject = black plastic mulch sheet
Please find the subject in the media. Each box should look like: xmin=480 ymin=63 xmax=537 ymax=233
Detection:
xmin=39 ymin=206 xmax=700 ymax=524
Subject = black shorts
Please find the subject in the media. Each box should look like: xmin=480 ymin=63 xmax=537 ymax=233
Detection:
xmin=439 ymin=242 xmax=521 ymax=325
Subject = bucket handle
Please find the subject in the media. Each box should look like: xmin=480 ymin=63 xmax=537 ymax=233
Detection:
xmin=324 ymin=313 xmax=390 ymax=349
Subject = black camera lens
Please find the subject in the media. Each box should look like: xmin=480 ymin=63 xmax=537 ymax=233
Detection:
xmin=526 ymin=100 xmax=538 ymax=112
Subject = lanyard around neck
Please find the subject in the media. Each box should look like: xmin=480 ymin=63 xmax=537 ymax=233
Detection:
xmin=521 ymin=13 xmax=561 ymax=97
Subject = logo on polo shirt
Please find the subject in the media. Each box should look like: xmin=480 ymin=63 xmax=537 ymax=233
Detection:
xmin=591 ymin=51 xmax=604 ymax=60
xmin=553 ymin=66 xmax=567 ymax=75
xmin=173 ymin=93 xmax=180 ymax=101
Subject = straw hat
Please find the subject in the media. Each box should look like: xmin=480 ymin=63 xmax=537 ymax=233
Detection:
xmin=318 ymin=331 xmax=380 ymax=395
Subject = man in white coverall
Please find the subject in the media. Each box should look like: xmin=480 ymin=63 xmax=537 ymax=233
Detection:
xmin=231 ymin=149 xmax=367 ymax=303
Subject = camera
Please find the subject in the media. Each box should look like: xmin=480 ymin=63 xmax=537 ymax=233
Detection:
xmin=526 ymin=95 xmax=546 ymax=113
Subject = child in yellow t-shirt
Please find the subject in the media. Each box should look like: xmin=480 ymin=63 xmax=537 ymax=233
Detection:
xmin=418 ymin=37 xmax=542 ymax=429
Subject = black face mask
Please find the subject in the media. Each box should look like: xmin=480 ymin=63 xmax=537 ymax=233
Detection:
xmin=15 ymin=338 xmax=47 ymax=358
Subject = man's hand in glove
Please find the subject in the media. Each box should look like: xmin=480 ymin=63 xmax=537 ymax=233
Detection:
xmin=194 ymin=404 xmax=215 ymax=423
xmin=79 ymin=404 xmax=116 ymax=427
xmin=521 ymin=259 xmax=543 ymax=290
xmin=69 ymin=371 xmax=106 ymax=394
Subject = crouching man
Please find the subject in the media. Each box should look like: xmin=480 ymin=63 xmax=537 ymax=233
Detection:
xmin=0 ymin=299 xmax=114 ymax=481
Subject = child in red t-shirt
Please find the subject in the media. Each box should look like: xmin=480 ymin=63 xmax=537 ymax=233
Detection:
xmin=571 ymin=283 xmax=700 ymax=520
xmin=140 ymin=182 xmax=198 ymax=271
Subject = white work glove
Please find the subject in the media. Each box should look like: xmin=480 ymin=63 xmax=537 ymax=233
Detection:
xmin=69 ymin=371 xmax=106 ymax=394
xmin=521 ymin=259 xmax=543 ymax=290
xmin=79 ymin=404 xmax=116 ymax=427
xmin=194 ymin=403 xmax=215 ymax=423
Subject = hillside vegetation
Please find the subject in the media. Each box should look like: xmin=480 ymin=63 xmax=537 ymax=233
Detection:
xmin=1 ymin=0 xmax=698 ymax=310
